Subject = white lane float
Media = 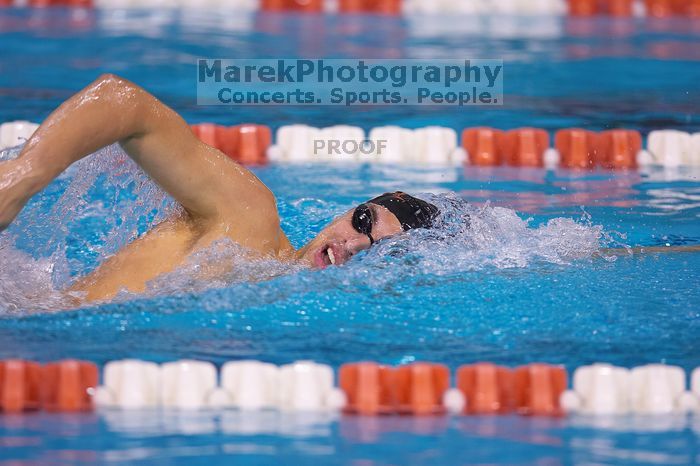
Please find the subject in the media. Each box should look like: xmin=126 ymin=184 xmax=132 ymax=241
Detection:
xmin=692 ymin=133 xmax=700 ymax=166
xmin=270 ymin=124 xmax=464 ymax=165
xmin=160 ymin=359 xmax=222 ymax=410
xmin=404 ymin=0 xmax=565 ymax=14
xmin=646 ymin=130 xmax=696 ymax=167
xmin=691 ymin=368 xmax=700 ymax=413
xmin=269 ymin=124 xmax=367 ymax=163
xmin=217 ymin=360 xmax=280 ymax=410
xmin=95 ymin=0 xmax=256 ymax=8
xmin=319 ymin=125 xmax=367 ymax=162
xmin=368 ymin=125 xmax=465 ymax=165
xmin=630 ymin=364 xmax=696 ymax=414
xmin=413 ymin=126 xmax=465 ymax=165
xmin=94 ymin=359 xmax=161 ymax=409
xmin=0 ymin=121 xmax=39 ymax=151
xmin=442 ymin=388 xmax=467 ymax=414
xmin=560 ymin=364 xmax=631 ymax=415
xmin=277 ymin=361 xmax=346 ymax=411
xmin=491 ymin=0 xmax=566 ymax=15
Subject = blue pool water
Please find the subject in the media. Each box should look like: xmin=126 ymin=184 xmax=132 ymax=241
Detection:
xmin=1 ymin=7 xmax=700 ymax=465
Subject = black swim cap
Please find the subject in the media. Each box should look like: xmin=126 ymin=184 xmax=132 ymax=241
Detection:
xmin=367 ymin=191 xmax=440 ymax=231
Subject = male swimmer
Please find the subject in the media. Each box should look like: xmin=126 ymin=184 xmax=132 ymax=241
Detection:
xmin=1 ymin=75 xmax=698 ymax=303
xmin=0 ymin=74 xmax=440 ymax=302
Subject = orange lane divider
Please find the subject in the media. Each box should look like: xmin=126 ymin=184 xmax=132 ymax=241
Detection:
xmin=339 ymin=362 xmax=397 ymax=415
xmin=40 ymin=360 xmax=98 ymax=412
xmin=555 ymin=128 xmax=641 ymax=170
xmin=339 ymin=362 xmax=449 ymax=415
xmin=191 ymin=123 xmax=271 ymax=165
xmin=462 ymin=127 xmax=548 ymax=168
xmin=645 ymin=0 xmax=681 ymax=17
xmin=339 ymin=0 xmax=401 ymax=14
xmin=567 ymin=0 xmax=700 ymax=16
xmin=27 ymin=0 xmax=93 ymax=6
xmin=501 ymin=128 xmax=549 ymax=168
xmin=687 ymin=0 xmax=700 ymax=17
xmin=191 ymin=123 xmax=218 ymax=148
xmin=645 ymin=0 xmax=671 ymax=17
xmin=395 ymin=363 xmax=450 ymax=415
xmin=513 ymin=363 xmax=567 ymax=416
xmin=568 ymin=0 xmax=599 ymax=16
xmin=218 ymin=124 xmax=271 ymax=165
xmin=0 ymin=360 xmax=41 ymax=413
xmin=597 ymin=129 xmax=641 ymax=169
xmin=340 ymin=362 xmax=567 ymax=417
xmin=462 ymin=127 xmax=504 ymax=166
xmin=0 ymin=359 xmax=572 ymax=417
xmin=568 ymin=0 xmax=634 ymax=16
xmin=456 ymin=363 xmax=513 ymax=415
xmin=607 ymin=0 xmax=634 ymax=16
xmin=260 ymin=0 xmax=323 ymax=12
xmin=555 ymin=128 xmax=597 ymax=169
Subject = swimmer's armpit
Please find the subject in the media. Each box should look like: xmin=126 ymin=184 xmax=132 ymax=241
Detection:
xmin=0 ymin=73 xmax=275 ymax=233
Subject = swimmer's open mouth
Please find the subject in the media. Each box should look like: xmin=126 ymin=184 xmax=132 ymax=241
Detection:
xmin=315 ymin=244 xmax=341 ymax=268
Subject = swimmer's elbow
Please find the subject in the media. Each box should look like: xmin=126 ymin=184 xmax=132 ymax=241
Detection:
xmin=90 ymin=74 xmax=142 ymax=103
xmin=96 ymin=72 xmax=120 ymax=84
xmin=89 ymin=73 xmax=158 ymax=135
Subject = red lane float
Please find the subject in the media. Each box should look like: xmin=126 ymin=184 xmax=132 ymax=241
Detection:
xmin=191 ymin=123 xmax=218 ymax=148
xmin=686 ymin=0 xmax=700 ymax=17
xmin=40 ymin=360 xmax=98 ymax=412
xmin=260 ymin=0 xmax=323 ymax=12
xmin=502 ymin=128 xmax=549 ymax=167
xmin=462 ymin=127 xmax=504 ymax=166
xmin=339 ymin=362 xmax=396 ymax=415
xmin=645 ymin=0 xmax=675 ymax=17
xmin=607 ymin=0 xmax=634 ymax=16
xmin=555 ymin=128 xmax=597 ymax=169
xmin=395 ymin=363 xmax=449 ymax=415
xmin=568 ymin=0 xmax=599 ymax=16
xmin=456 ymin=363 xmax=513 ymax=414
xmin=28 ymin=0 xmax=93 ymax=6
xmin=597 ymin=129 xmax=641 ymax=169
xmin=218 ymin=124 xmax=271 ymax=165
xmin=513 ymin=364 xmax=567 ymax=416
xmin=191 ymin=123 xmax=270 ymax=165
xmin=339 ymin=362 xmax=449 ymax=415
xmin=0 ymin=360 xmax=41 ymax=413
xmin=339 ymin=0 xmax=401 ymax=14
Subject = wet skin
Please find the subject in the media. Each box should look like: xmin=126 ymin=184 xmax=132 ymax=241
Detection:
xmin=0 ymin=75 xmax=402 ymax=302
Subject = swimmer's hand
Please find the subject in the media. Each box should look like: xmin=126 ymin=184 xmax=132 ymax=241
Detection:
xmin=0 ymin=159 xmax=38 ymax=232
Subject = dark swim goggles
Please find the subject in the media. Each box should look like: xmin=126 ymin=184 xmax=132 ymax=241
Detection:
xmin=351 ymin=203 xmax=375 ymax=245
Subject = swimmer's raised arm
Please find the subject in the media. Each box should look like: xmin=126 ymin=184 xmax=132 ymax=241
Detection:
xmin=0 ymin=73 xmax=276 ymax=233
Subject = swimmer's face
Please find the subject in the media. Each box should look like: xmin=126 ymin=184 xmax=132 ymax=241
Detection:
xmin=296 ymin=203 xmax=403 ymax=269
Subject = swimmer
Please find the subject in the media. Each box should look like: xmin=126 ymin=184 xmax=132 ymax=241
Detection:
xmin=1 ymin=75 xmax=698 ymax=303
xmin=0 ymin=74 xmax=439 ymax=302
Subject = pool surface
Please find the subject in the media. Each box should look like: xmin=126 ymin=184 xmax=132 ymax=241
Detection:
xmin=1 ymin=7 xmax=699 ymax=465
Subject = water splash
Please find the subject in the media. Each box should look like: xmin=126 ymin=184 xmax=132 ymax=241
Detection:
xmin=320 ymin=193 xmax=612 ymax=291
